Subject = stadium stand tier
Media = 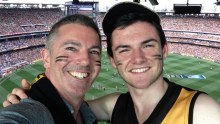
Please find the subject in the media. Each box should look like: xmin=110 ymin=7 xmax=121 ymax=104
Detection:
xmin=0 ymin=8 xmax=64 ymax=77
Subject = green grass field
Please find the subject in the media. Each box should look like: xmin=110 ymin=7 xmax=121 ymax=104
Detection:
xmin=1 ymin=51 xmax=220 ymax=110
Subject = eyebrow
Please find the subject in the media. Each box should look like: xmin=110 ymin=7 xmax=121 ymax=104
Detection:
xmin=91 ymin=45 xmax=101 ymax=51
xmin=114 ymin=38 xmax=158 ymax=51
xmin=141 ymin=38 xmax=158 ymax=45
xmin=114 ymin=44 xmax=130 ymax=52
xmin=63 ymin=40 xmax=101 ymax=51
xmin=63 ymin=40 xmax=80 ymax=47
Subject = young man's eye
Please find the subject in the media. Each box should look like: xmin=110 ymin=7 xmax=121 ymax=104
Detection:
xmin=119 ymin=49 xmax=129 ymax=53
xmin=144 ymin=44 xmax=154 ymax=48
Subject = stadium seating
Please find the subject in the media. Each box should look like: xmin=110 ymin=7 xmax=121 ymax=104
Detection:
xmin=1 ymin=9 xmax=220 ymax=77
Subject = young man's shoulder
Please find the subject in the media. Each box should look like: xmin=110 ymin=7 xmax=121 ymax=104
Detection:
xmin=193 ymin=94 xmax=220 ymax=124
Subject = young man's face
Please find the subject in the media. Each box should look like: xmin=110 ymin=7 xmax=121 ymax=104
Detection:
xmin=43 ymin=23 xmax=101 ymax=98
xmin=110 ymin=21 xmax=168 ymax=89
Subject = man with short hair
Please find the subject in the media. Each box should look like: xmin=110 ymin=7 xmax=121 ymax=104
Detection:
xmin=0 ymin=14 xmax=101 ymax=124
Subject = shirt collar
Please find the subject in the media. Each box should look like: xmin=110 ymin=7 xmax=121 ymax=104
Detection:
xmin=63 ymin=99 xmax=97 ymax=124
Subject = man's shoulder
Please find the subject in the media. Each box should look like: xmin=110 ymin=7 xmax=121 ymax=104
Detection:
xmin=0 ymin=98 xmax=54 ymax=124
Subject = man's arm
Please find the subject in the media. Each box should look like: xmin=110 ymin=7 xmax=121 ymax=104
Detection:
xmin=0 ymin=98 xmax=54 ymax=124
xmin=3 ymin=79 xmax=29 ymax=107
xmin=193 ymin=94 xmax=220 ymax=124
xmin=87 ymin=92 xmax=121 ymax=121
xmin=3 ymin=79 xmax=121 ymax=121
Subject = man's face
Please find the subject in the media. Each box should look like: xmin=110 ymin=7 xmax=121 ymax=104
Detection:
xmin=110 ymin=21 xmax=168 ymax=89
xmin=43 ymin=23 xmax=101 ymax=98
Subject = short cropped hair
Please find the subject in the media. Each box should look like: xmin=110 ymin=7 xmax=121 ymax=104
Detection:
xmin=106 ymin=13 xmax=166 ymax=57
xmin=45 ymin=14 xmax=101 ymax=51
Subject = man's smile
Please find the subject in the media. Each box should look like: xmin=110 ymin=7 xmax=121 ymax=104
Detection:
xmin=130 ymin=67 xmax=149 ymax=73
xmin=68 ymin=71 xmax=89 ymax=79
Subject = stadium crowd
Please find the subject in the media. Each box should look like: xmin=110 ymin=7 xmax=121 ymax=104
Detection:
xmin=169 ymin=42 xmax=220 ymax=62
xmin=0 ymin=37 xmax=45 ymax=77
xmin=160 ymin=16 xmax=220 ymax=63
xmin=0 ymin=9 xmax=220 ymax=77
xmin=0 ymin=8 xmax=64 ymax=36
xmin=161 ymin=16 xmax=220 ymax=33
xmin=165 ymin=31 xmax=220 ymax=42
xmin=0 ymin=37 xmax=46 ymax=52
xmin=0 ymin=8 xmax=64 ymax=77
xmin=0 ymin=47 xmax=43 ymax=77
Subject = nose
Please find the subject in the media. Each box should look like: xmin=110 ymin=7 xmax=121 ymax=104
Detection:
xmin=76 ymin=51 xmax=90 ymax=66
xmin=132 ymin=49 xmax=145 ymax=64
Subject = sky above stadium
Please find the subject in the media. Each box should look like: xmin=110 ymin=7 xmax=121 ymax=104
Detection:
xmin=1 ymin=0 xmax=219 ymax=12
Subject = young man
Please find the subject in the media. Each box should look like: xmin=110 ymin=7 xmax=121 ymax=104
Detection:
xmin=91 ymin=2 xmax=220 ymax=124
xmin=0 ymin=14 xmax=101 ymax=124
xmin=3 ymin=2 xmax=220 ymax=124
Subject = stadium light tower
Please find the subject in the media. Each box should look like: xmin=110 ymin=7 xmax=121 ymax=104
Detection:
xmin=133 ymin=0 xmax=140 ymax=3
xmin=174 ymin=0 xmax=202 ymax=14
xmin=72 ymin=0 xmax=79 ymax=4
xmin=149 ymin=0 xmax=158 ymax=5
xmin=215 ymin=0 xmax=220 ymax=5
xmin=134 ymin=0 xmax=159 ymax=5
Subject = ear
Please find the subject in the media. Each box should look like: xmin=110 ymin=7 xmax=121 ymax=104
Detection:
xmin=108 ymin=55 xmax=116 ymax=68
xmin=41 ymin=48 xmax=50 ymax=68
xmin=162 ymin=41 xmax=168 ymax=59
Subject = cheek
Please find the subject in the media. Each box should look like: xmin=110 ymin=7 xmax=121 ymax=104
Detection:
xmin=145 ymin=48 xmax=163 ymax=58
xmin=49 ymin=61 xmax=63 ymax=73
xmin=145 ymin=48 xmax=159 ymax=54
xmin=50 ymin=55 xmax=70 ymax=71
xmin=94 ymin=58 xmax=101 ymax=67
xmin=55 ymin=56 xmax=68 ymax=63
xmin=113 ymin=56 xmax=128 ymax=67
xmin=90 ymin=56 xmax=101 ymax=70
xmin=54 ymin=51 xmax=75 ymax=64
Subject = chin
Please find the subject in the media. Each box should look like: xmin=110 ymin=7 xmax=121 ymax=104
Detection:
xmin=72 ymin=90 xmax=86 ymax=98
xmin=132 ymin=82 xmax=150 ymax=89
xmin=67 ymin=85 xmax=87 ymax=96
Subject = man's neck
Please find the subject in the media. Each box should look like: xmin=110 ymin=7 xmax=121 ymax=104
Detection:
xmin=62 ymin=96 xmax=84 ymax=123
xmin=128 ymin=79 xmax=168 ymax=123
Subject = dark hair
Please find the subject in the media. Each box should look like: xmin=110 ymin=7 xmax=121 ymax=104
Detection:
xmin=106 ymin=13 xmax=166 ymax=57
xmin=46 ymin=14 xmax=101 ymax=50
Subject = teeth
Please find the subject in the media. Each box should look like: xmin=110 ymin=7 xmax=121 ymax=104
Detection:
xmin=69 ymin=72 xmax=89 ymax=79
xmin=131 ymin=68 xmax=148 ymax=73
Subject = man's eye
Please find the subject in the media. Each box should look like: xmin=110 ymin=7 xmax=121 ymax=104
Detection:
xmin=90 ymin=51 xmax=100 ymax=56
xmin=66 ymin=47 xmax=76 ymax=51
